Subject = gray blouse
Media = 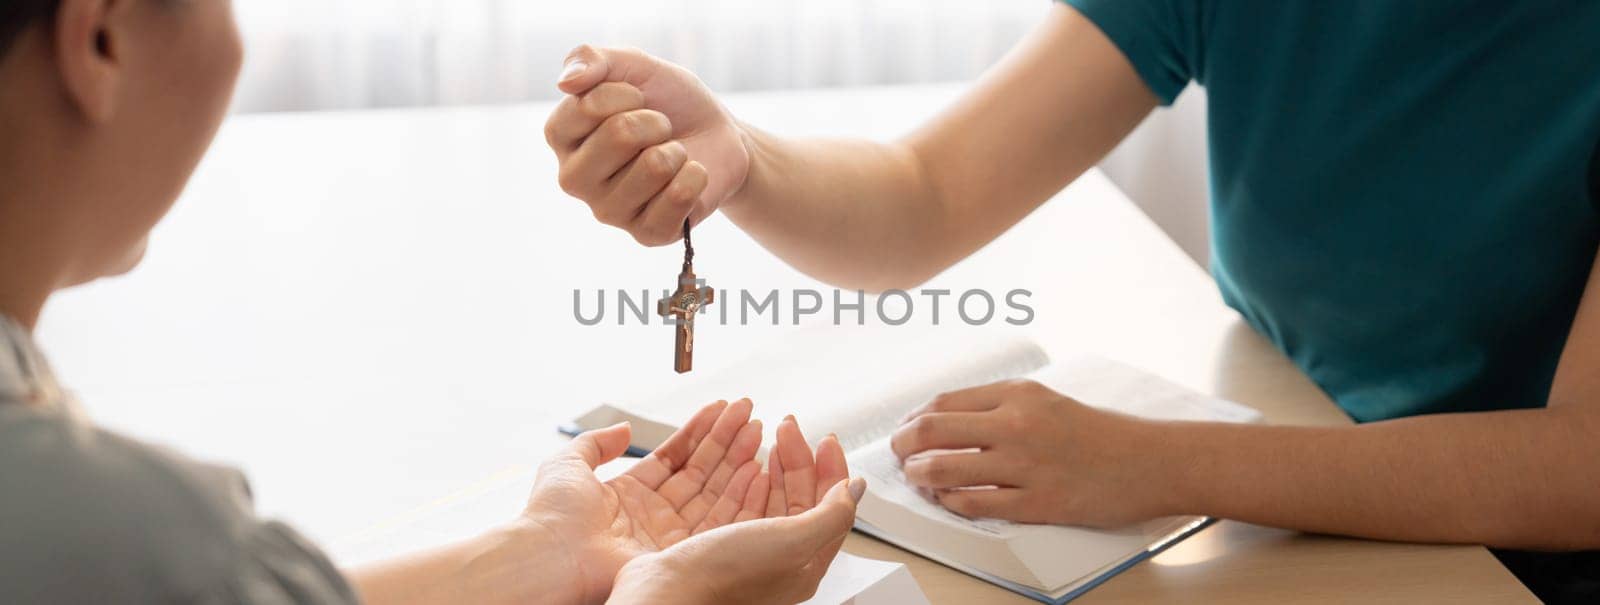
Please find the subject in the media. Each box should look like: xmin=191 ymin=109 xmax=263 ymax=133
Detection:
xmin=0 ymin=317 xmax=359 ymax=604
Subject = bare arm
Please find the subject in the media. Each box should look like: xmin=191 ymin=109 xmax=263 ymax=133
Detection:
xmin=347 ymin=521 xmax=574 ymax=605
xmin=892 ymin=248 xmax=1600 ymax=550
xmin=342 ymin=405 xmax=858 ymax=605
xmin=1158 ymin=248 xmax=1600 ymax=549
xmin=728 ymin=5 xmax=1156 ymax=290
xmin=1160 ymin=405 xmax=1600 ymax=549
xmin=548 ymin=4 xmax=1157 ymax=291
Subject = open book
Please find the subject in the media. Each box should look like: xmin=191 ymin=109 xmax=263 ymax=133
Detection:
xmin=569 ymin=327 xmax=1262 ymax=604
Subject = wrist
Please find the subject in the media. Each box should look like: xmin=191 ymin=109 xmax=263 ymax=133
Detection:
xmin=608 ymin=555 xmax=711 ymax=605
xmin=720 ymin=120 xmax=773 ymax=215
xmin=487 ymin=518 xmax=585 ymax=605
xmin=351 ymin=518 xmax=583 ymax=605
xmin=1137 ymin=419 xmax=1221 ymax=519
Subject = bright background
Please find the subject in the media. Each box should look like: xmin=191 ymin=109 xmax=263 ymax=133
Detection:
xmin=229 ymin=0 xmax=1212 ymax=263
xmin=232 ymin=0 xmax=1048 ymax=113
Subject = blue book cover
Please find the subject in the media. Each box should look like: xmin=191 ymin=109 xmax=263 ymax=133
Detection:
xmin=854 ymin=517 xmax=1217 ymax=604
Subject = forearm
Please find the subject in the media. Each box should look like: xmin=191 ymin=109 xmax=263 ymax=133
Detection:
xmin=348 ymin=519 xmax=578 ymax=605
xmin=1157 ymin=407 xmax=1600 ymax=549
xmin=722 ymin=5 xmax=1157 ymax=292
xmin=723 ymin=127 xmax=953 ymax=291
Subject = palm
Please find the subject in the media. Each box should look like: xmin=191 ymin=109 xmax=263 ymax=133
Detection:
xmin=526 ymin=400 xmax=768 ymax=604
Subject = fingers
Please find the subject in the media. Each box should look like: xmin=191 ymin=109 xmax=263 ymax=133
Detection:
xmin=545 ymin=77 xmax=692 ymax=237
xmin=814 ymin=434 xmax=849 ymax=503
xmin=606 ymin=141 xmax=690 ymax=229
xmin=735 ymin=471 xmax=770 ymax=523
xmin=788 ymin=478 xmax=865 ymax=555
xmin=559 ymin=109 xmax=673 ymax=202
xmin=776 ymin=416 xmax=819 ymax=515
xmin=628 ymin=160 xmax=707 ymax=246
xmin=626 ymin=400 xmax=727 ymax=490
xmin=792 ymin=478 xmax=864 ymax=599
xmin=890 ymin=412 xmax=996 ymax=461
xmin=765 ymin=446 xmax=787 ymax=518
xmin=557 ymin=421 xmax=633 ymax=470
xmin=935 ymin=487 xmax=1028 ymax=520
xmin=693 ymin=460 xmax=761 ymax=533
xmin=807 ymin=522 xmax=852 ymax=592
xmin=703 ymin=420 xmax=764 ymax=497
xmin=557 ymin=45 xmax=661 ymax=96
xmin=901 ymin=450 xmax=1019 ymax=490
xmin=677 ymin=418 xmax=763 ymax=527
xmin=660 ymin=398 xmax=755 ymax=509
xmin=901 ymin=384 xmax=1006 ymax=423
xmin=546 ymin=82 xmax=647 ymax=154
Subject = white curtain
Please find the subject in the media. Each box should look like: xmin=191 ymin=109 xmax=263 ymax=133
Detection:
xmin=232 ymin=0 xmax=1050 ymax=114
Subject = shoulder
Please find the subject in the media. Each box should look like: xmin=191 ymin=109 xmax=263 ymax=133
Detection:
xmin=1059 ymin=0 xmax=1207 ymax=104
xmin=0 ymin=406 xmax=354 ymax=603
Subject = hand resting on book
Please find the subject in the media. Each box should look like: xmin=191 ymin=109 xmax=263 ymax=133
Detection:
xmin=891 ymin=379 xmax=1173 ymax=527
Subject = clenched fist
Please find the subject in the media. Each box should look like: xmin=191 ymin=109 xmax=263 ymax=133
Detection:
xmin=545 ymin=46 xmax=751 ymax=246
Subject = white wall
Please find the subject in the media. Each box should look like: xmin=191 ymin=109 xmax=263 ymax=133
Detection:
xmin=1098 ymin=86 xmax=1211 ymax=267
xmin=231 ymin=0 xmax=1048 ymax=113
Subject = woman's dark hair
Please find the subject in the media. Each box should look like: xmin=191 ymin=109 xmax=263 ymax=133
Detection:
xmin=0 ymin=0 xmax=59 ymax=57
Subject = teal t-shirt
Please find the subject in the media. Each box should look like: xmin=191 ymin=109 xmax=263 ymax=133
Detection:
xmin=1064 ymin=0 xmax=1600 ymax=421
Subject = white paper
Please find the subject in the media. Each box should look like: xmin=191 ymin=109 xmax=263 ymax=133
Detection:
xmin=801 ymin=552 xmax=930 ymax=605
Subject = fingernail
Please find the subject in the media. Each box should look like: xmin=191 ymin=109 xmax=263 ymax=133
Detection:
xmin=559 ymin=60 xmax=588 ymax=83
xmin=848 ymin=478 xmax=867 ymax=503
xmin=784 ymin=414 xmax=797 ymax=424
xmin=610 ymin=421 xmax=630 ymax=430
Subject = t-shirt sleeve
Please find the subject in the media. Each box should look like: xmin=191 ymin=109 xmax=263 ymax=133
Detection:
xmin=1060 ymin=0 xmax=1205 ymax=105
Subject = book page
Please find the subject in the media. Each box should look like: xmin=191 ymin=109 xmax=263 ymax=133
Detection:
xmin=1026 ymin=357 xmax=1263 ymax=424
xmin=848 ymin=439 xmax=1020 ymax=538
xmin=628 ymin=326 xmax=1049 ymax=449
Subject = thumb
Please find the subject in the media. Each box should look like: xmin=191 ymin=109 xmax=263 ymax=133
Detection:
xmin=789 ymin=478 xmax=865 ymax=553
xmin=558 ymin=45 xmax=659 ymax=95
xmin=560 ymin=421 xmax=633 ymax=470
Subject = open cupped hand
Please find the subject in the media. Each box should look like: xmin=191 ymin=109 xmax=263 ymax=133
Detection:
xmin=523 ymin=398 xmax=850 ymax=604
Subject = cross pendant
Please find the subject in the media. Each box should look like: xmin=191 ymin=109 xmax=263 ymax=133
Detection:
xmin=657 ymin=267 xmax=714 ymax=373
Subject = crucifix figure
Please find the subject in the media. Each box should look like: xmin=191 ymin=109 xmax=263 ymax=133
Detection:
xmin=657 ymin=220 xmax=714 ymax=373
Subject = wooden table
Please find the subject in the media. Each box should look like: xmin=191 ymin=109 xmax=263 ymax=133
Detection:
xmin=36 ymin=84 xmax=1534 ymax=603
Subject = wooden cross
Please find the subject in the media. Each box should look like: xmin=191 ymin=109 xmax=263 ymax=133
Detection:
xmin=658 ymin=268 xmax=714 ymax=373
